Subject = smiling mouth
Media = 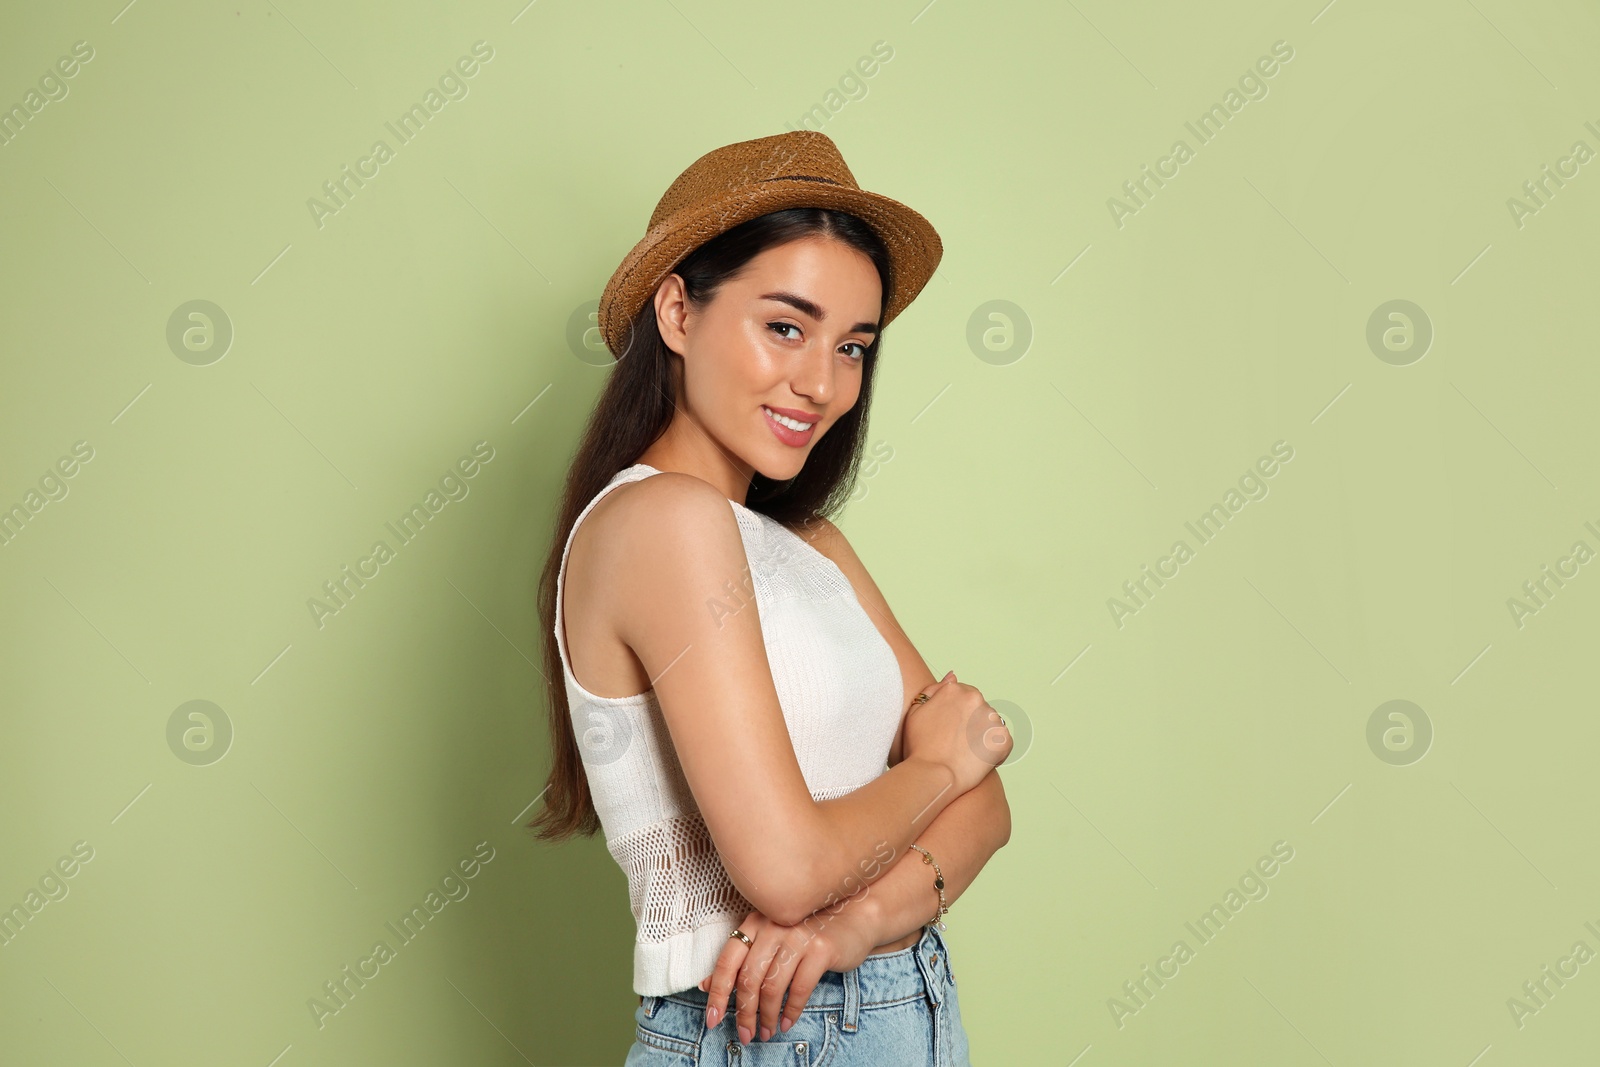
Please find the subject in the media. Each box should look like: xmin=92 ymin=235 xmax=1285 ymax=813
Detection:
xmin=761 ymin=405 xmax=817 ymax=431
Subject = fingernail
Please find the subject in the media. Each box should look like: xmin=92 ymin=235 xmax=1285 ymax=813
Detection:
xmin=706 ymin=1006 xmax=720 ymax=1027
xmin=738 ymin=1025 xmax=751 ymax=1045
xmin=759 ymin=1025 xmax=771 ymax=1042
xmin=780 ymin=1017 xmax=793 ymax=1033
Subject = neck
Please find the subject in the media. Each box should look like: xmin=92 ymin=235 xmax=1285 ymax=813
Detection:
xmin=636 ymin=422 xmax=755 ymax=507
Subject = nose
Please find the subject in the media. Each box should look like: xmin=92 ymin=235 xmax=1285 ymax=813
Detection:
xmin=791 ymin=342 xmax=836 ymax=407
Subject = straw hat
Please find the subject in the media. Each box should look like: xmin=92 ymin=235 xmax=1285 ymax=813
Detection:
xmin=597 ymin=130 xmax=943 ymax=358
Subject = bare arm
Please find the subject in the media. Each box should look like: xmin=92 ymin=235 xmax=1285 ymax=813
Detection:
xmin=856 ymin=767 xmax=1010 ymax=943
xmin=605 ymin=473 xmax=966 ymax=927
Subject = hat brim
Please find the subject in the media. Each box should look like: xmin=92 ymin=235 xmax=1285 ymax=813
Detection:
xmin=598 ymin=180 xmax=942 ymax=358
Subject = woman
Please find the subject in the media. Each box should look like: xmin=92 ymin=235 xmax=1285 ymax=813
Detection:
xmin=528 ymin=130 xmax=1013 ymax=1065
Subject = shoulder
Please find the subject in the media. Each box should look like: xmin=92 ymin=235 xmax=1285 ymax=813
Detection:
xmin=601 ymin=470 xmax=736 ymax=534
xmin=602 ymin=469 xmax=732 ymax=522
xmin=581 ymin=470 xmax=745 ymax=569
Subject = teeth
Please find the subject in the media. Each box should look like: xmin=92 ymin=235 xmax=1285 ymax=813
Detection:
xmin=763 ymin=406 xmax=812 ymax=432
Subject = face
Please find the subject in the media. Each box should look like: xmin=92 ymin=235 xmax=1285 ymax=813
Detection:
xmin=653 ymin=235 xmax=883 ymax=486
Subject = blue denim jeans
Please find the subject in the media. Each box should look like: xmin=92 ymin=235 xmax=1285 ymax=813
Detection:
xmin=624 ymin=923 xmax=972 ymax=1066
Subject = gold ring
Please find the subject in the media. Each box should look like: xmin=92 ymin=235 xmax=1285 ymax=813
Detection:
xmin=729 ymin=929 xmax=753 ymax=945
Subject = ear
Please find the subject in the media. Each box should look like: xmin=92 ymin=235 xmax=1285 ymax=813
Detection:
xmin=653 ymin=274 xmax=690 ymax=357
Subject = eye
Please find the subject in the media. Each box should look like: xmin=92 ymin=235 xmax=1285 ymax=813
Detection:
xmin=767 ymin=322 xmax=867 ymax=363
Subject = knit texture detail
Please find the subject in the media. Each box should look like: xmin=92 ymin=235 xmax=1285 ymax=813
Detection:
xmin=554 ymin=463 xmax=904 ymax=995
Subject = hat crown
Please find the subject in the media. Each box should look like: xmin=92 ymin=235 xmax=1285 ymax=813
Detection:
xmin=646 ymin=131 xmax=861 ymax=233
xmin=599 ymin=129 xmax=940 ymax=358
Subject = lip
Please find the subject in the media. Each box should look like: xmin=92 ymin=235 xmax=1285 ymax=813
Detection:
xmin=761 ymin=404 xmax=818 ymax=448
xmin=762 ymin=404 xmax=820 ymax=425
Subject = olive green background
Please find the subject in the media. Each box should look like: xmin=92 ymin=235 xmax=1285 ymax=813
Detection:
xmin=3 ymin=0 xmax=1598 ymax=1063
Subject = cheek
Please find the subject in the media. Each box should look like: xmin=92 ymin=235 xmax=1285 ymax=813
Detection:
xmin=743 ymin=340 xmax=788 ymax=380
xmin=838 ymin=373 xmax=864 ymax=413
xmin=720 ymin=319 xmax=772 ymax=370
xmin=687 ymin=340 xmax=758 ymax=402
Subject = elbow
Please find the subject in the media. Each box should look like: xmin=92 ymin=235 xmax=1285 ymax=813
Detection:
xmin=991 ymin=771 xmax=1013 ymax=849
xmin=749 ymin=883 xmax=812 ymax=928
xmin=766 ymin=896 xmax=813 ymax=929
xmin=731 ymin=850 xmax=822 ymax=928
xmin=765 ymin=854 xmax=824 ymax=927
xmin=990 ymin=811 xmax=1013 ymax=855
xmin=729 ymin=877 xmax=807 ymax=928
xmin=771 ymin=843 xmax=852 ymax=927
xmin=718 ymin=806 xmax=837 ymax=926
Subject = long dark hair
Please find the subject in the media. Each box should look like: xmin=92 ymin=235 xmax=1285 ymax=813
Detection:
xmin=527 ymin=207 xmax=896 ymax=841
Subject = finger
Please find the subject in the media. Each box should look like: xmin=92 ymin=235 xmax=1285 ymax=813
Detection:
xmin=757 ymin=939 xmax=805 ymax=1042
xmin=735 ymin=937 xmax=782 ymax=1043
xmin=778 ymin=954 xmax=830 ymax=1036
xmin=703 ymin=933 xmax=751 ymax=1030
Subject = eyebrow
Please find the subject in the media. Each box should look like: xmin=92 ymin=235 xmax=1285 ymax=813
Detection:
xmin=758 ymin=290 xmax=879 ymax=336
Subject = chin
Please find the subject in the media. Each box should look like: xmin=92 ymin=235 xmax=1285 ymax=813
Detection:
xmin=754 ymin=453 xmax=808 ymax=483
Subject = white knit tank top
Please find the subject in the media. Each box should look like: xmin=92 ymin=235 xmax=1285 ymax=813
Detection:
xmin=554 ymin=462 xmax=904 ymax=996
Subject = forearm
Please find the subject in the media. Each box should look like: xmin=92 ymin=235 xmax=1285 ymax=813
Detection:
xmin=857 ymin=768 xmax=1011 ymax=945
xmin=784 ymin=756 xmax=962 ymax=925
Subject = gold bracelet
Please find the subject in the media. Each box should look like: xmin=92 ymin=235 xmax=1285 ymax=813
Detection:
xmin=907 ymin=843 xmax=948 ymax=931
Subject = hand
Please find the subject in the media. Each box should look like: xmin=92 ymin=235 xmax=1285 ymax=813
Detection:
xmin=696 ymin=899 xmax=884 ymax=1045
xmin=902 ymin=670 xmax=1012 ymax=793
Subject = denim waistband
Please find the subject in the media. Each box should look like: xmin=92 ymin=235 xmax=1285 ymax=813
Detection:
xmin=657 ymin=923 xmax=952 ymax=1035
